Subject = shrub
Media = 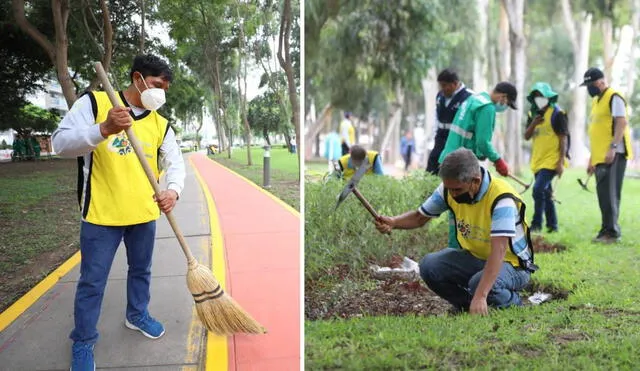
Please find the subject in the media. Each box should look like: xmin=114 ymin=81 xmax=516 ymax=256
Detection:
xmin=304 ymin=172 xmax=448 ymax=282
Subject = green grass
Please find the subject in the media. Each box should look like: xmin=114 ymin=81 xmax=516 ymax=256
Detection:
xmin=0 ymin=159 xmax=80 ymax=311
xmin=210 ymin=146 xmax=300 ymax=210
xmin=305 ymin=168 xmax=640 ymax=369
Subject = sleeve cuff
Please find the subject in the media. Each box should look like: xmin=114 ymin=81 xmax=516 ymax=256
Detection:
xmin=168 ymin=183 xmax=183 ymax=199
xmin=88 ymin=124 xmax=106 ymax=146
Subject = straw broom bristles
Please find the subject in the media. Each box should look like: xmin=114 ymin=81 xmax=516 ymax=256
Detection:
xmin=187 ymin=259 xmax=266 ymax=335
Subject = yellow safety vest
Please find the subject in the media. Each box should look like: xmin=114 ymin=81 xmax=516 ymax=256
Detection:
xmin=445 ymin=175 xmax=531 ymax=268
xmin=339 ymin=151 xmax=379 ymax=180
xmin=81 ymin=91 xmax=168 ymax=226
xmin=588 ymin=88 xmax=633 ymax=166
xmin=529 ymin=107 xmax=567 ymax=173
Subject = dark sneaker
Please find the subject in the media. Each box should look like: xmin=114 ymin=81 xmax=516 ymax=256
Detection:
xmin=125 ymin=314 xmax=165 ymax=339
xmin=530 ymin=225 xmax=542 ymax=233
xmin=70 ymin=342 xmax=95 ymax=371
xmin=547 ymin=227 xmax=558 ymax=233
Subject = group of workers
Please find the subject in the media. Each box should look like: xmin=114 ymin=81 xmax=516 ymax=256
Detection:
xmin=332 ymin=67 xmax=632 ymax=315
xmin=11 ymin=134 xmax=42 ymax=161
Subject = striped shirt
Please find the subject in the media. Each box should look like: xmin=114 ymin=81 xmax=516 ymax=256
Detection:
xmin=418 ymin=168 xmax=528 ymax=252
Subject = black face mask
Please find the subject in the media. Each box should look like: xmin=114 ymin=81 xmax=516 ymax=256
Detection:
xmin=453 ymin=192 xmax=474 ymax=204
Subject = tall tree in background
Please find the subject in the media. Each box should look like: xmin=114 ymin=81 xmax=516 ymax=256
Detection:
xmin=502 ymin=0 xmax=525 ymax=173
xmin=562 ymin=0 xmax=592 ymax=165
xmin=12 ymin=0 xmax=113 ymax=107
xmin=277 ymin=0 xmax=300 ymax=170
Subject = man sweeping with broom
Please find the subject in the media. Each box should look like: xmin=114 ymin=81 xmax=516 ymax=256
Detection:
xmin=53 ymin=55 xmax=185 ymax=371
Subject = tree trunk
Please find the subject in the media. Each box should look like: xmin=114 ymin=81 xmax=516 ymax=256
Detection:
xmin=561 ymin=0 xmax=592 ymax=166
xmin=277 ymin=0 xmax=300 ymax=176
xmin=602 ymin=18 xmax=614 ymax=82
xmin=304 ymin=103 xmax=332 ymax=159
xmin=263 ymin=126 xmax=271 ymax=145
xmin=627 ymin=0 xmax=640 ymax=97
xmin=139 ymin=0 xmax=145 ymax=53
xmin=503 ymin=0 xmax=525 ymax=174
xmin=421 ymin=67 xmax=437 ymax=166
xmin=473 ymin=0 xmax=489 ymax=92
xmin=237 ymin=4 xmax=252 ymax=165
xmin=379 ymin=83 xmax=405 ymax=163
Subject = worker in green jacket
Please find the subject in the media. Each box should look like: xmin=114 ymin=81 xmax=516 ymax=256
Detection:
xmin=438 ymin=81 xmax=518 ymax=176
xmin=438 ymin=81 xmax=518 ymax=249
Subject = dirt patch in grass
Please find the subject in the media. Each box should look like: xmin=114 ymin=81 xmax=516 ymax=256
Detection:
xmin=305 ymin=276 xmax=452 ymax=320
xmin=531 ymin=235 xmax=567 ymax=253
xmin=306 ymin=253 xmax=572 ymax=320
xmin=0 ymin=159 xmax=80 ymax=312
xmin=550 ymin=332 xmax=590 ymax=345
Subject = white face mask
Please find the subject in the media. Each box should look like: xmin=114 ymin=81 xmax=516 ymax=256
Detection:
xmin=135 ymin=74 xmax=166 ymax=111
xmin=534 ymin=97 xmax=549 ymax=110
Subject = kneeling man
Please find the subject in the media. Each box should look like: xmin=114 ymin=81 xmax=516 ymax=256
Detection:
xmin=375 ymin=148 xmax=537 ymax=315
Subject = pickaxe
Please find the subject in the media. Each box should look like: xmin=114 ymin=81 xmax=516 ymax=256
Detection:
xmin=578 ymin=173 xmax=593 ymax=192
xmin=550 ymin=176 xmax=562 ymax=204
xmin=508 ymin=174 xmax=533 ymax=194
xmin=335 ymin=157 xmax=382 ymax=220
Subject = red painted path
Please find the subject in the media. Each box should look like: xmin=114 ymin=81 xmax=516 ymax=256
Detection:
xmin=191 ymin=154 xmax=300 ymax=371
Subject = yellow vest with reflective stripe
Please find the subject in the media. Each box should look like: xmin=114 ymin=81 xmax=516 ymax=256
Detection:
xmin=530 ymin=107 xmax=567 ymax=173
xmin=348 ymin=125 xmax=356 ymax=145
xmin=588 ymin=88 xmax=633 ymax=166
xmin=339 ymin=151 xmax=378 ymax=180
xmin=446 ymin=176 xmax=527 ymax=268
xmin=82 ymin=91 xmax=168 ymax=226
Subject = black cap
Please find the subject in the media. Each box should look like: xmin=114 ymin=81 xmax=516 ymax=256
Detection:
xmin=494 ymin=81 xmax=518 ymax=109
xmin=580 ymin=67 xmax=604 ymax=86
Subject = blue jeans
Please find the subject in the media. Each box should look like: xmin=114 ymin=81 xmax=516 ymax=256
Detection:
xmin=419 ymin=248 xmax=530 ymax=310
xmin=70 ymin=221 xmax=156 ymax=344
xmin=531 ymin=169 xmax=557 ymax=230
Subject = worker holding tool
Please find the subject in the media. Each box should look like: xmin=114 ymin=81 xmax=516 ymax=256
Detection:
xmin=52 ymin=54 xmax=185 ymax=371
xmin=436 ymin=81 xmax=518 ymax=249
xmin=524 ymin=82 xmax=569 ymax=233
xmin=581 ymin=67 xmax=633 ymax=243
xmin=426 ymin=69 xmax=473 ymax=175
xmin=338 ymin=144 xmax=384 ymax=180
xmin=375 ymin=148 xmax=537 ymax=315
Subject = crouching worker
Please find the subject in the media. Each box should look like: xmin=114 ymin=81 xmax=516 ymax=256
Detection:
xmin=374 ymin=148 xmax=537 ymax=315
xmin=338 ymin=144 xmax=384 ymax=180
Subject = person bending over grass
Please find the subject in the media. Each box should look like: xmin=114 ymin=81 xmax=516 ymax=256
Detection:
xmin=375 ymin=148 xmax=538 ymax=315
xmin=338 ymin=144 xmax=384 ymax=180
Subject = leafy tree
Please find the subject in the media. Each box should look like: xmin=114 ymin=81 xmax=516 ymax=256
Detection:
xmin=0 ymin=104 xmax=60 ymax=136
xmin=248 ymin=92 xmax=283 ymax=145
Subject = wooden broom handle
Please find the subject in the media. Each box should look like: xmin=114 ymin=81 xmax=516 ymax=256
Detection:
xmin=94 ymin=62 xmax=196 ymax=264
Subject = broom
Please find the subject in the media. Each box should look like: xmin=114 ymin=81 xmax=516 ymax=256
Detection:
xmin=94 ymin=62 xmax=265 ymax=335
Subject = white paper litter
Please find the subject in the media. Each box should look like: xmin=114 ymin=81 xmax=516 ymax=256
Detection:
xmin=370 ymin=257 xmax=420 ymax=281
xmin=528 ymin=292 xmax=552 ymax=305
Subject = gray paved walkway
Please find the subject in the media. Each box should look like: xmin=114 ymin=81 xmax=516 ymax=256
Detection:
xmin=0 ymin=153 xmax=210 ymax=370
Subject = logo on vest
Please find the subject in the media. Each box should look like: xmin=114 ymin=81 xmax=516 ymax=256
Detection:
xmin=108 ymin=132 xmax=133 ymax=156
xmin=456 ymin=219 xmax=489 ymax=243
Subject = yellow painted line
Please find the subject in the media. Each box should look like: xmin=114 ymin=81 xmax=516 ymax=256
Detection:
xmin=181 ymin=233 xmax=209 ymax=369
xmin=204 ymin=155 xmax=300 ymax=217
xmin=0 ymin=250 xmax=81 ymax=332
xmin=191 ymin=157 xmax=229 ymax=371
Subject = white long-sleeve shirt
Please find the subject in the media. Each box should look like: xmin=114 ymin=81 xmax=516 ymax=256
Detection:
xmin=52 ymin=94 xmax=185 ymax=196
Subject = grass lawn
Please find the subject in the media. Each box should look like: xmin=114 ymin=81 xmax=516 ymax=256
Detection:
xmin=305 ymin=168 xmax=640 ymax=369
xmin=210 ymin=146 xmax=300 ymax=210
xmin=0 ymin=159 xmax=80 ymax=312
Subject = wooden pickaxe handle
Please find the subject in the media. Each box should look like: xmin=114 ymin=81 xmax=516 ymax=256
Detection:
xmin=352 ymin=187 xmax=380 ymax=219
xmin=508 ymin=174 xmax=530 ymax=188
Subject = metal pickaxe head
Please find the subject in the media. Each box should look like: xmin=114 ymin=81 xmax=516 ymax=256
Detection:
xmin=335 ymin=157 xmax=369 ymax=210
xmin=578 ymin=173 xmax=592 ymax=192
xmin=508 ymin=174 xmax=533 ymax=194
